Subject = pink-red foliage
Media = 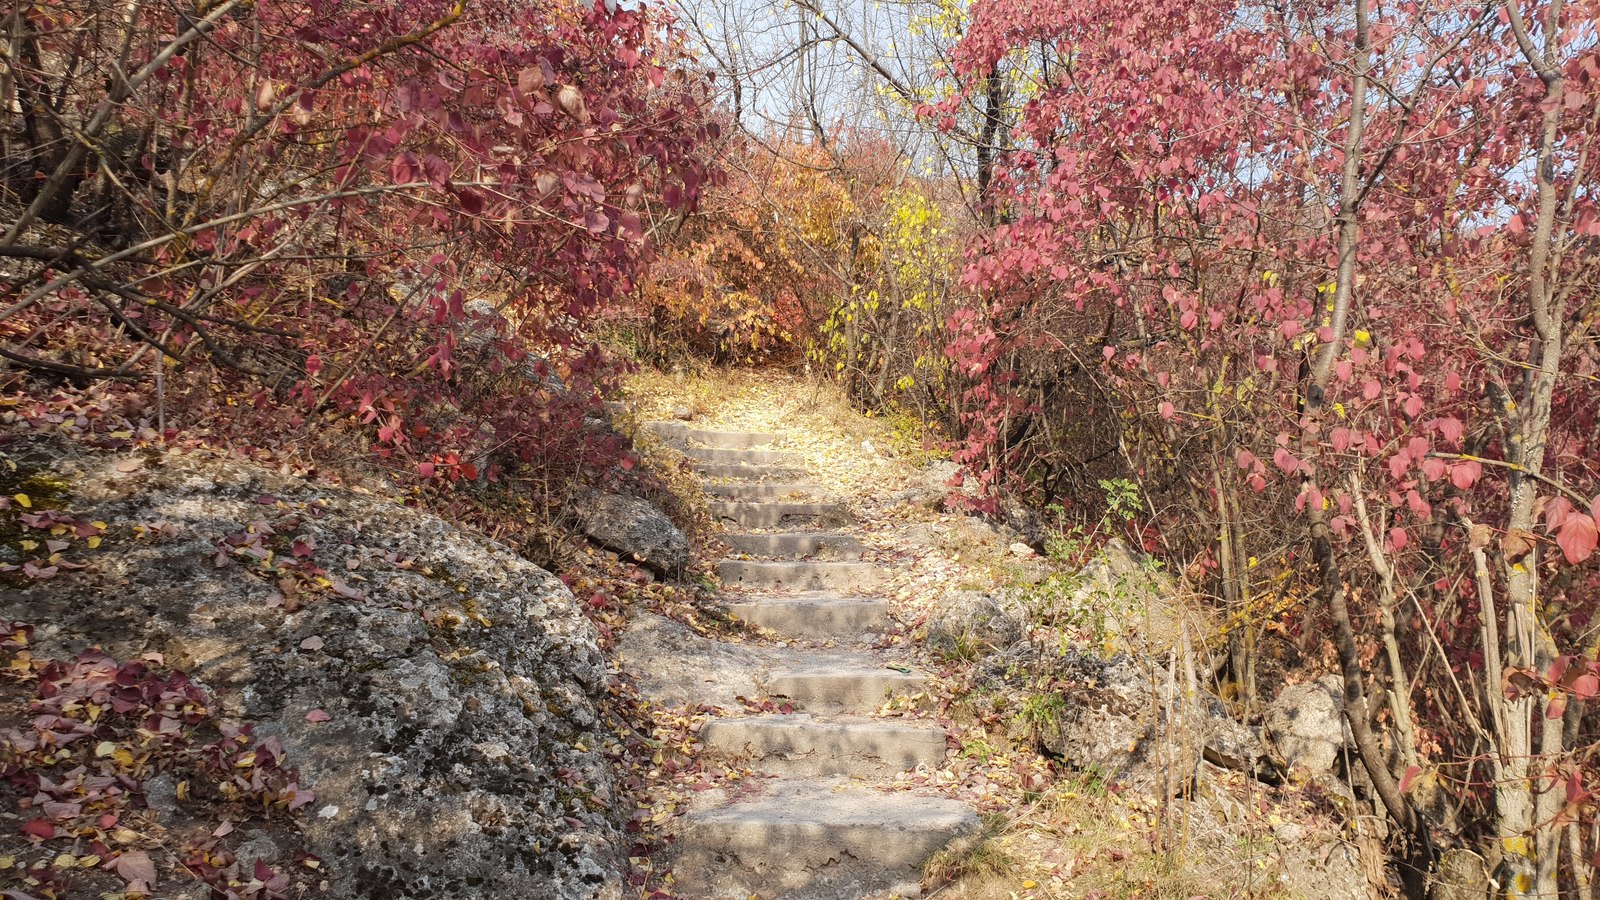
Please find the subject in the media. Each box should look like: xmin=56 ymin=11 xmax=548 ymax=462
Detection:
xmin=935 ymin=0 xmax=1600 ymax=874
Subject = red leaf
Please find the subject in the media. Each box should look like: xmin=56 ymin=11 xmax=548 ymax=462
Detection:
xmin=1555 ymin=514 xmax=1598 ymax=565
xmin=110 ymin=850 xmax=157 ymax=889
xmin=1235 ymin=449 xmax=1256 ymax=469
xmin=1567 ymin=771 xmax=1591 ymax=806
xmin=1570 ymin=671 xmax=1599 ymax=700
xmin=1388 ymin=453 xmax=1411 ymax=480
xmin=1390 ymin=527 xmax=1410 ymax=550
xmin=1399 ymin=765 xmax=1422 ymax=793
xmin=22 ymin=818 xmax=55 ymax=840
xmin=305 ymin=709 xmax=332 ymax=723
xmin=1450 ymin=461 xmax=1481 ymax=490
xmin=455 ymin=189 xmax=485 ymax=216
xmin=1548 ymin=656 xmax=1573 ymax=683
xmin=1159 ymin=401 xmax=1175 ymax=421
xmin=390 ymin=152 xmax=421 ymax=185
xmin=1545 ymin=497 xmax=1575 ymax=531
xmin=1545 ymin=693 xmax=1567 ymax=720
xmin=1273 ymin=447 xmax=1299 ymax=473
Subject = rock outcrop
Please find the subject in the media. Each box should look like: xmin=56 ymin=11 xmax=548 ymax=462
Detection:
xmin=1264 ymin=675 xmax=1348 ymax=777
xmin=1032 ymin=652 xmax=1265 ymax=792
xmin=575 ymin=490 xmax=690 ymax=577
xmin=0 ymin=450 xmax=621 ymax=899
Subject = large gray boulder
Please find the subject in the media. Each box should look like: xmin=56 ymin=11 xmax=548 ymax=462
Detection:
xmin=0 ymin=450 xmax=620 ymax=899
xmin=576 ymin=491 xmax=689 ymax=577
xmin=1264 ymin=675 xmax=1347 ymax=777
xmin=1030 ymin=652 xmax=1265 ymax=793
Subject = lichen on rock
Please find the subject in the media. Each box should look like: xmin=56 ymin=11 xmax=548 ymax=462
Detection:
xmin=0 ymin=450 xmax=623 ymax=899
xmin=574 ymin=490 xmax=689 ymax=578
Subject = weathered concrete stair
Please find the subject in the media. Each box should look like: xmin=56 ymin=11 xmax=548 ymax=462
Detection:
xmin=765 ymin=655 xmax=926 ymax=714
xmin=695 ymin=462 xmax=809 ymax=481
xmin=718 ymin=559 xmax=883 ymax=592
xmin=723 ymin=531 xmax=864 ymax=558
xmin=725 ymin=595 xmax=888 ymax=640
xmin=672 ymin=781 xmax=979 ymax=899
xmin=662 ymin=423 xmax=976 ymax=899
xmin=644 ymin=421 xmax=778 ymax=449
xmin=709 ymin=500 xmax=848 ymax=528
xmin=704 ymin=481 xmax=817 ymax=501
xmin=685 ymin=446 xmax=796 ymax=466
xmin=700 ymin=714 xmax=948 ymax=776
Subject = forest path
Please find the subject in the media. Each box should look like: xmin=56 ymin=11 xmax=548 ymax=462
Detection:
xmin=625 ymin=420 xmax=980 ymax=899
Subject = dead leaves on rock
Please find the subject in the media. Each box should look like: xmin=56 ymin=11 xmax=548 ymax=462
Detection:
xmin=0 ymin=623 xmax=322 ymax=899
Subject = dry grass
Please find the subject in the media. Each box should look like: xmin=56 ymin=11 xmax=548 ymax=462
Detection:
xmin=924 ymin=777 xmax=1297 ymax=900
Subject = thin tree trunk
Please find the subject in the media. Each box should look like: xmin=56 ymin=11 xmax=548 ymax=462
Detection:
xmin=1498 ymin=2 xmax=1569 ymax=893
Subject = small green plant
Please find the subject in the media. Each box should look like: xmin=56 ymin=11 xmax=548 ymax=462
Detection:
xmin=1042 ymin=477 xmax=1143 ymax=564
xmin=960 ymin=737 xmax=996 ymax=763
xmin=934 ymin=629 xmax=984 ymax=662
xmin=1015 ymin=690 xmax=1066 ymax=733
xmin=1074 ymin=764 xmax=1111 ymax=799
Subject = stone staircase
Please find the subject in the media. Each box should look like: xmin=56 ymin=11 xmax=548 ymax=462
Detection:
xmin=632 ymin=422 xmax=979 ymax=899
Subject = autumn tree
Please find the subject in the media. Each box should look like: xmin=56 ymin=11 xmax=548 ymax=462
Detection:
xmin=937 ymin=0 xmax=1600 ymax=893
xmin=1 ymin=0 xmax=714 ymax=507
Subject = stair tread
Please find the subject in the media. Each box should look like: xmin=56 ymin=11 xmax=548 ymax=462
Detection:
xmin=684 ymin=780 xmax=975 ymax=829
xmin=694 ymin=462 xmax=809 ymax=480
xmin=724 ymin=595 xmax=889 ymax=641
xmin=643 ymin=422 xmax=780 ymax=449
xmin=672 ymin=780 xmax=980 ymax=898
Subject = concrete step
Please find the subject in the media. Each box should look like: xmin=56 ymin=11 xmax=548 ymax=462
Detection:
xmin=725 ymin=595 xmax=888 ymax=640
xmin=694 ymin=461 xmax=808 ymax=481
xmin=718 ymin=559 xmax=883 ymax=592
xmin=643 ymin=422 xmax=778 ymax=449
xmin=700 ymin=715 xmax=947 ymax=777
xmin=705 ymin=481 xmax=818 ymax=501
xmin=767 ymin=658 xmax=926 ymax=714
xmin=723 ymin=531 xmax=864 ymax=558
xmin=621 ymin=614 xmax=926 ymax=713
xmin=709 ymin=500 xmax=849 ymax=528
xmin=685 ymin=446 xmax=796 ymax=466
xmin=673 ymin=780 xmax=980 ymax=899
